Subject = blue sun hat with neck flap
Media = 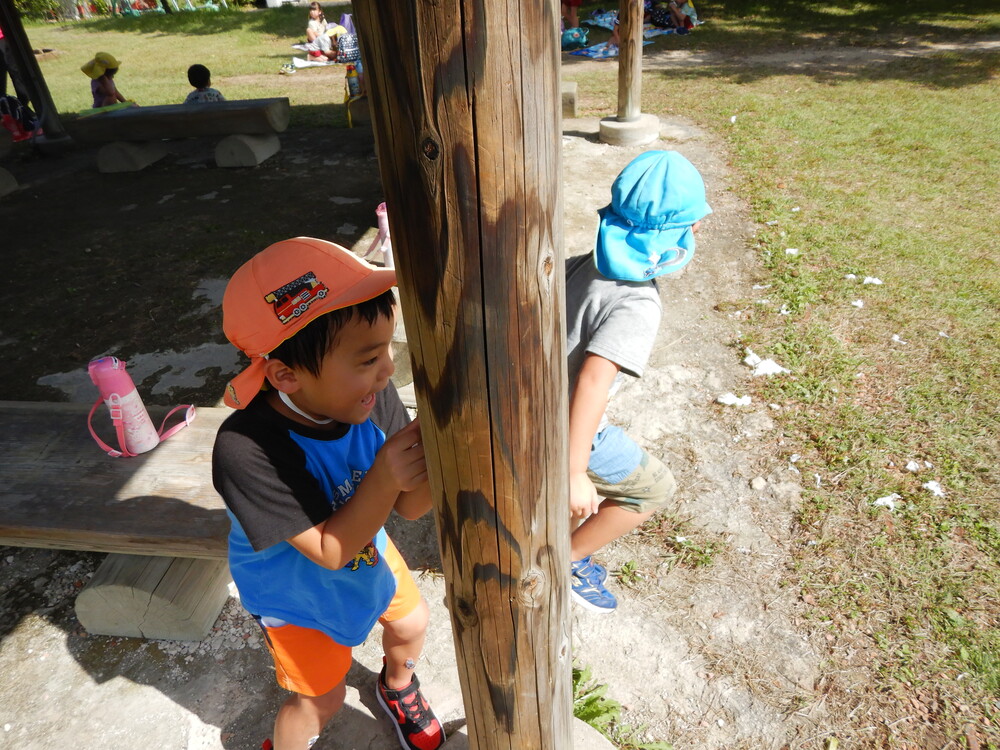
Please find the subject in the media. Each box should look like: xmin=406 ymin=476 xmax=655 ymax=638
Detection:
xmin=594 ymin=150 xmax=712 ymax=282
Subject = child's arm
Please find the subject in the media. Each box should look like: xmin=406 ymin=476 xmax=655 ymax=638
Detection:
xmin=568 ymin=353 xmax=620 ymax=519
xmin=287 ymin=419 xmax=427 ymax=569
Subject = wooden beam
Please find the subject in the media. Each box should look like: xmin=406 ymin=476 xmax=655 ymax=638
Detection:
xmin=617 ymin=0 xmax=644 ymax=121
xmin=353 ymin=2 xmax=572 ymax=747
xmin=0 ymin=0 xmax=67 ymax=138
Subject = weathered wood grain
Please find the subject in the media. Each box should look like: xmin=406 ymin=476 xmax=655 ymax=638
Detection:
xmin=353 ymin=2 xmax=572 ymax=747
xmin=0 ymin=401 xmax=230 ymax=558
xmin=618 ymin=0 xmax=644 ymax=121
xmin=67 ymin=98 xmax=290 ymax=144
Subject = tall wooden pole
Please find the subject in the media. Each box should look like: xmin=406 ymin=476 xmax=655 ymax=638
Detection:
xmin=616 ymin=0 xmax=643 ymax=121
xmin=353 ymin=2 xmax=571 ymax=748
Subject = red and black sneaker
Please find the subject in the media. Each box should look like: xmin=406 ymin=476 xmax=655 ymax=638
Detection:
xmin=375 ymin=664 xmax=445 ymax=750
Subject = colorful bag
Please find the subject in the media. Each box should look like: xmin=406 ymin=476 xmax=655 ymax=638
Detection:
xmin=561 ymin=27 xmax=589 ymax=50
xmin=336 ymin=32 xmax=361 ymax=63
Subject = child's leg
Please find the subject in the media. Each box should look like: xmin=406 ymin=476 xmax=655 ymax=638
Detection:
xmin=571 ymin=503 xmax=657 ymax=562
xmin=572 ymin=427 xmax=677 ymax=562
xmin=273 ymin=681 xmax=346 ymax=750
xmin=378 ymin=535 xmax=430 ymax=687
xmin=381 ymin=597 xmax=429 ymax=688
xmin=254 ymin=618 xmax=354 ymax=750
xmin=376 ymin=537 xmax=445 ymax=748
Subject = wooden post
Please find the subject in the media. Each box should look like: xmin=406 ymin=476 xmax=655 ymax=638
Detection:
xmin=0 ymin=0 xmax=67 ymax=139
xmin=352 ymin=2 xmax=572 ymax=748
xmin=616 ymin=0 xmax=644 ymax=121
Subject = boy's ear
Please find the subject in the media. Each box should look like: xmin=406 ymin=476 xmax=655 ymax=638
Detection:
xmin=263 ymin=358 xmax=301 ymax=394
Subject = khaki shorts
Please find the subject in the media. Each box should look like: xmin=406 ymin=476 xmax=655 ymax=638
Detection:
xmin=256 ymin=536 xmax=421 ymax=697
xmin=589 ymin=443 xmax=677 ymax=514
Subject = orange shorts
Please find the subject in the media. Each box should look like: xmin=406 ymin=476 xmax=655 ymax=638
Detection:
xmin=256 ymin=536 xmax=421 ymax=697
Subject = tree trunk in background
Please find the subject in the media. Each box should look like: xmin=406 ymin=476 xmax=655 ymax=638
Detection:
xmin=352 ymin=2 xmax=572 ymax=748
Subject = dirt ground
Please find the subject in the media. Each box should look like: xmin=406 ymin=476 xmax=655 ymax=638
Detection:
xmin=1 ymin=43 xmax=941 ymax=747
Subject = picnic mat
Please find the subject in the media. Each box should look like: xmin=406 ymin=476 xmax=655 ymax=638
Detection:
xmin=569 ymin=40 xmax=654 ymax=60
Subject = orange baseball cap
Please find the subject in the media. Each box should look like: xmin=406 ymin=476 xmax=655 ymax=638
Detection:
xmin=222 ymin=237 xmax=396 ymax=409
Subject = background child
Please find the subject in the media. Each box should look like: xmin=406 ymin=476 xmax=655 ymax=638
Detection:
xmin=213 ymin=238 xmax=445 ymax=750
xmin=565 ymin=150 xmax=712 ymax=613
xmin=81 ymin=52 xmax=130 ymax=108
xmin=184 ymin=63 xmax=225 ymax=104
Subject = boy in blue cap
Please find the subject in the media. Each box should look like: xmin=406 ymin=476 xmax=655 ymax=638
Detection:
xmin=566 ymin=150 xmax=712 ymax=612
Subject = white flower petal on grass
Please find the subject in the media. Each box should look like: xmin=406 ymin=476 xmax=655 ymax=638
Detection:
xmin=785 ymin=248 xmax=799 ymax=256
xmin=923 ymin=481 xmax=945 ymax=497
xmin=730 ymin=115 xmax=737 ymax=123
xmin=752 ymin=359 xmax=790 ymax=376
xmin=752 ymin=284 xmax=771 ymax=290
xmin=716 ymin=393 xmax=751 ymax=406
xmin=743 ymin=347 xmax=790 ymax=376
xmin=851 ymin=300 xmax=864 ymax=308
xmin=873 ymin=493 xmax=901 ymax=511
xmin=863 ymin=277 xmax=883 ymax=285
xmin=845 ymin=273 xmax=858 ymax=280
xmin=905 ymin=460 xmax=921 ymax=473
xmin=814 ymin=474 xmax=822 ymax=488
xmin=792 ymin=207 xmax=800 ymax=212
xmin=779 ymin=305 xmax=791 ymax=315
xmin=939 ymin=331 xmax=951 ymax=338
xmin=891 ymin=334 xmax=908 ymax=344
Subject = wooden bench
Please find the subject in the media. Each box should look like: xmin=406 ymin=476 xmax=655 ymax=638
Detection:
xmin=0 ymin=401 xmax=233 ymax=640
xmin=65 ymin=97 xmax=291 ymax=172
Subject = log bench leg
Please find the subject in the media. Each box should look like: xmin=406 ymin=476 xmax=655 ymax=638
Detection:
xmin=214 ymin=133 xmax=281 ymax=167
xmin=75 ymin=554 xmax=231 ymax=641
xmin=97 ymin=141 xmax=168 ymax=173
xmin=0 ymin=167 xmax=17 ymax=198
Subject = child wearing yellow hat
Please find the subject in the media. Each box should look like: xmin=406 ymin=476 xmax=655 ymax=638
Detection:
xmin=81 ymin=52 xmax=132 ymax=108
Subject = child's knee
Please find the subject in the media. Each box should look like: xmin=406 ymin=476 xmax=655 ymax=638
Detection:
xmin=385 ymin=597 xmax=430 ymax=640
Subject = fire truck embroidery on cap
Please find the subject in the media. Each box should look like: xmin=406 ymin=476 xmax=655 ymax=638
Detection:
xmin=264 ymin=272 xmax=330 ymax=324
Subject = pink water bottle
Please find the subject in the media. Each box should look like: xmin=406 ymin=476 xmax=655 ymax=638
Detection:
xmin=88 ymin=356 xmax=160 ymax=455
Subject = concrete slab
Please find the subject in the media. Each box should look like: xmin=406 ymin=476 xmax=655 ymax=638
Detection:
xmin=599 ymin=112 xmax=661 ymax=147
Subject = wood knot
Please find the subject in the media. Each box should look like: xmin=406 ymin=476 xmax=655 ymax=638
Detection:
xmin=517 ymin=568 xmax=546 ymax=607
xmin=454 ymin=597 xmax=478 ymax=627
xmin=421 ymin=138 xmax=440 ymax=161
xmin=542 ymin=255 xmax=553 ymax=276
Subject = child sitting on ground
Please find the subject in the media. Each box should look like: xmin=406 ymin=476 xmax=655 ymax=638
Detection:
xmin=81 ymin=52 xmax=132 ymax=108
xmin=213 ymin=238 xmax=445 ymax=750
xmin=566 ymin=151 xmax=712 ymax=613
xmin=305 ymin=2 xmax=360 ymax=63
xmin=184 ymin=64 xmax=225 ymax=104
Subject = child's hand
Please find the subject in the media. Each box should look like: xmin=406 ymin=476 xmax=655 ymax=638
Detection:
xmin=373 ymin=418 xmax=427 ymax=493
xmin=569 ymin=472 xmax=601 ymax=520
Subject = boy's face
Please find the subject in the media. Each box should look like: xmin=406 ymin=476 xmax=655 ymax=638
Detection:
xmin=289 ymin=311 xmax=396 ymax=425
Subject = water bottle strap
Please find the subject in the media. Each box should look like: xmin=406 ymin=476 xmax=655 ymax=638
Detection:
xmin=88 ymin=399 xmax=197 ymax=458
xmin=87 ymin=397 xmax=134 ymax=458
xmin=157 ymin=404 xmax=197 ymax=441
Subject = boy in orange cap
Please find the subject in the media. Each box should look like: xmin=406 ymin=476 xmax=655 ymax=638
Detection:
xmin=213 ymin=238 xmax=445 ymax=750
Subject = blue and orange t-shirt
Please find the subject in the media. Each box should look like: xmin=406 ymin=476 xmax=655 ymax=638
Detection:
xmin=212 ymin=385 xmax=409 ymax=646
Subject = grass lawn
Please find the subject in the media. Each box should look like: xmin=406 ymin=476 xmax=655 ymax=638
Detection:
xmin=15 ymin=0 xmax=1000 ymax=746
xmin=21 ymin=3 xmax=355 ymax=126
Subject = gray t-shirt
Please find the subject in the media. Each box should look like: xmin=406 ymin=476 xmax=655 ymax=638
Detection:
xmin=565 ymin=254 xmax=662 ymax=432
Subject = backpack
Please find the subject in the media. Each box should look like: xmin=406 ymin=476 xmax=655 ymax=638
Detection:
xmin=561 ymin=27 xmax=589 ymax=51
xmin=0 ymin=95 xmax=39 ymax=142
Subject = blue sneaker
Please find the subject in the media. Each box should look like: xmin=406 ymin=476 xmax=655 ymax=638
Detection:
xmin=571 ymin=556 xmax=608 ymax=585
xmin=570 ymin=558 xmax=617 ymax=613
